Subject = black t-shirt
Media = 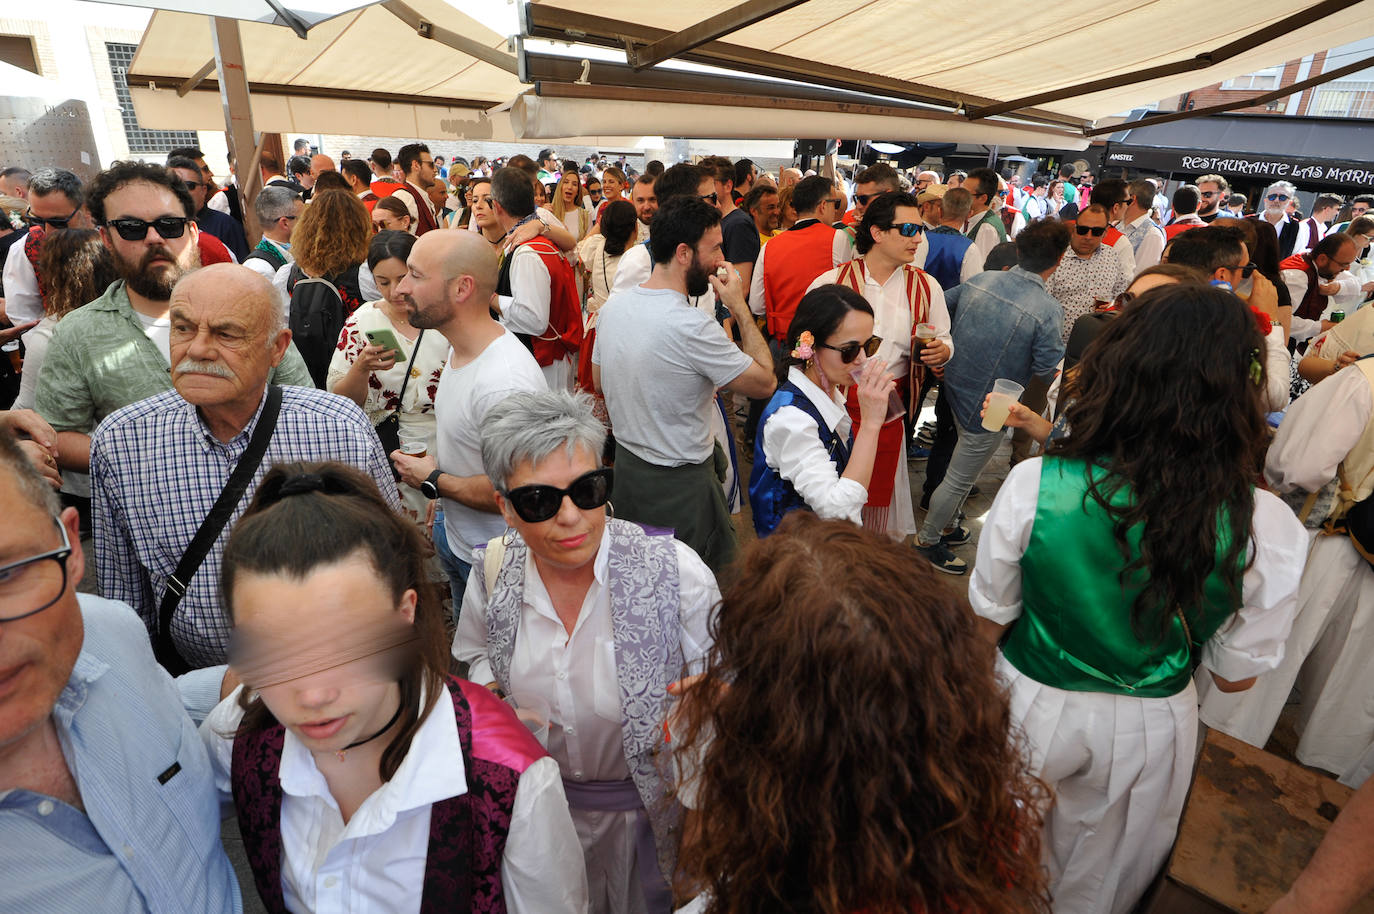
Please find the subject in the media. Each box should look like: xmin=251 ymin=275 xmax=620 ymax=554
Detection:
xmin=720 ymin=207 xmax=761 ymax=267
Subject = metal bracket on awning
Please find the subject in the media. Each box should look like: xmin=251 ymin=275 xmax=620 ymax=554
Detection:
xmin=382 ymin=0 xmax=519 ymax=74
xmin=623 ymin=0 xmax=808 ymax=71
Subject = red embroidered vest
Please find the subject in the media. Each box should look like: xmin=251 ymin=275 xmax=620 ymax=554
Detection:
xmin=229 ymin=677 xmax=545 ymax=914
xmin=509 ymin=237 xmax=584 ymax=367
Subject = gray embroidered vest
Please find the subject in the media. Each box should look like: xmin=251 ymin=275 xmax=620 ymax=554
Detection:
xmin=475 ymin=519 xmax=684 ymax=879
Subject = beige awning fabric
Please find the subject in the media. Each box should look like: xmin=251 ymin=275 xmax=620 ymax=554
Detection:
xmin=128 ymin=0 xmax=1374 ymax=143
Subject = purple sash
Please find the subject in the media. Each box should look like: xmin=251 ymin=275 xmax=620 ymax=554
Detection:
xmin=562 ymin=778 xmax=673 ymax=913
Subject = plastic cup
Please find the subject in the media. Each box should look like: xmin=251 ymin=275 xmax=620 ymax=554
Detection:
xmin=914 ymin=322 xmax=938 ymax=344
xmin=981 ymin=378 xmax=1025 ymax=432
xmin=399 ymin=440 xmax=427 ymax=458
xmin=505 ymin=692 xmax=551 ymax=748
xmin=849 ymin=366 xmax=906 ymax=425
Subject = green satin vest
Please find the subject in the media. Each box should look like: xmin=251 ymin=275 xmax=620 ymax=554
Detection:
xmin=1001 ymin=458 xmax=1245 ymax=698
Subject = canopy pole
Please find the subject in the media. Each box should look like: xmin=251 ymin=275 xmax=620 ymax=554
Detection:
xmin=626 ymin=0 xmax=808 ymax=70
xmin=211 ymin=16 xmax=262 ymax=245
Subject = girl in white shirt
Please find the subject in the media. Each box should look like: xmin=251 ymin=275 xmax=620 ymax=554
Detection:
xmin=748 ymin=284 xmax=894 ymax=536
xmin=203 ymin=461 xmax=588 ymax=914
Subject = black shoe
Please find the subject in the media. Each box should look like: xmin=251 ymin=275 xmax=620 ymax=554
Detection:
xmin=919 ymin=491 xmax=931 ymax=511
xmin=912 ymin=540 xmax=968 ymax=575
xmin=968 ymin=484 xmax=981 ymax=498
xmin=941 ymin=525 xmax=971 ymax=547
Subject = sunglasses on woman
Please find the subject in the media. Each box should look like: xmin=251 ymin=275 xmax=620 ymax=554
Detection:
xmin=818 ymin=335 xmax=883 ymax=363
xmin=503 ymin=468 xmax=613 ymax=523
xmin=104 ymin=216 xmax=191 ymax=241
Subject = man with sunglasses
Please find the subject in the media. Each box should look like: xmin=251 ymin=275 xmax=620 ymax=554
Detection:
xmin=0 ymin=429 xmax=243 ymax=913
xmin=1260 ymin=180 xmax=1304 ymax=258
xmin=963 ymin=168 xmax=1009 ymax=258
xmin=34 ymin=162 xmax=312 ymax=485
xmin=1 ymin=168 xmax=88 ymax=332
xmin=1330 ymin=193 xmax=1374 ymax=236
xmin=1194 ymin=173 xmax=1230 ymax=224
xmin=167 ymin=156 xmax=248 ymax=263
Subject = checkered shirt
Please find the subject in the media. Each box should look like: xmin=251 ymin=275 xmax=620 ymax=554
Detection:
xmin=91 ymin=385 xmax=401 ymax=668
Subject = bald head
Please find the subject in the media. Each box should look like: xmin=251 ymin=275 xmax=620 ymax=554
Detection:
xmin=310 ymin=154 xmax=336 ymax=179
xmin=401 ymin=230 xmax=500 ymax=330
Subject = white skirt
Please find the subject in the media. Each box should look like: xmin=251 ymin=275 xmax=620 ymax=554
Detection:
xmin=998 ymin=653 xmax=1197 ymax=914
xmin=1198 ymin=532 xmax=1374 ymax=777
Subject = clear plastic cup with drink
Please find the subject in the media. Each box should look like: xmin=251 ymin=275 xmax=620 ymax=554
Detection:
xmin=981 ymin=378 xmax=1025 ymax=432
xmin=399 ymin=434 xmax=428 ymax=458
xmin=849 ymin=366 xmax=906 ymax=425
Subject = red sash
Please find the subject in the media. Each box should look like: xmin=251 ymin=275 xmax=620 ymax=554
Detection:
xmin=833 ymin=260 xmax=932 ymax=509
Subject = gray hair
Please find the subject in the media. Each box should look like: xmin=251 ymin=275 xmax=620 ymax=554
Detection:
xmin=480 ymin=390 xmax=606 ymax=493
xmin=1265 ymin=180 xmax=1298 ymax=199
xmin=27 ymin=167 xmax=84 ymax=207
xmin=255 ymin=185 xmax=299 ymax=225
xmin=0 ymin=428 xmax=61 ymax=519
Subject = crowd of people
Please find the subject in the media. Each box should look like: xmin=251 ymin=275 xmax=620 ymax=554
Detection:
xmin=1 ymin=138 xmax=1373 ymax=914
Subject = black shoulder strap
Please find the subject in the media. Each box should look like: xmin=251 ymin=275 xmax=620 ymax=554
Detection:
xmin=391 ymin=330 xmax=423 ymax=417
xmin=154 ymin=385 xmax=284 ymax=673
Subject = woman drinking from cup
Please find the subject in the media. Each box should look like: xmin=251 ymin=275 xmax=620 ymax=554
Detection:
xmin=453 ymin=390 xmax=720 ymax=914
xmin=970 ymin=284 xmax=1307 ymax=914
xmin=327 ymin=230 xmax=448 ymax=524
xmin=748 ymin=284 xmax=895 ymax=537
xmin=204 ymin=461 xmax=588 ymax=913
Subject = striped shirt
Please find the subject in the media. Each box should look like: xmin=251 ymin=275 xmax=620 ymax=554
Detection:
xmin=91 ymin=385 xmax=400 ymax=668
xmin=0 ymin=594 xmax=241 ymax=913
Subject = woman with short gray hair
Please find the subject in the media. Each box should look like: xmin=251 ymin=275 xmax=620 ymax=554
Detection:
xmin=454 ymin=389 xmax=720 ymax=914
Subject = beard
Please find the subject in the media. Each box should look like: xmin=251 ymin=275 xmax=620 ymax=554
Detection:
xmin=685 ymin=257 xmax=712 ymax=298
xmin=402 ymin=292 xmax=443 ymax=329
xmin=116 ymin=242 xmax=199 ymax=301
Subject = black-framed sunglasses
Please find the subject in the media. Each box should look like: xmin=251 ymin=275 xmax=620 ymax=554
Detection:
xmin=1238 ymin=262 xmax=1257 ymax=278
xmin=818 ymin=335 xmax=883 ymax=363
xmin=853 ymin=193 xmax=878 ymax=206
xmin=24 ymin=207 xmax=81 ymax=230
xmin=1074 ymin=224 xmax=1107 ymax=236
xmin=104 ymin=216 xmax=191 ymax=241
xmin=884 ymin=222 xmax=923 ymax=237
xmin=504 ymin=468 xmax=613 ymax=523
xmin=1200 ymin=190 xmax=1219 ymax=198
xmin=0 ymin=519 xmax=72 ymax=622
xmin=700 ymin=191 xmax=719 ymax=205
xmin=1267 ymin=193 xmax=1290 ymax=202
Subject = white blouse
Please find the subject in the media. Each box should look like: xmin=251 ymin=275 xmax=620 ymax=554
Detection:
xmin=970 ymin=458 xmax=1308 ymax=684
xmin=202 ymin=687 xmax=588 ymax=914
xmin=759 ymin=367 xmax=868 ymax=525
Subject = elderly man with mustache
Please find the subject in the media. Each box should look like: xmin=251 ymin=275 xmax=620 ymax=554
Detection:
xmin=89 ymin=262 xmax=399 ymax=672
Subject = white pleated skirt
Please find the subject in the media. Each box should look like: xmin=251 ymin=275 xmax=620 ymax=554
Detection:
xmin=997 ymin=652 xmax=1198 ymax=914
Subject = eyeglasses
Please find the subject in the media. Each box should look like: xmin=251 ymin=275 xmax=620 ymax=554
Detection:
xmin=883 ymin=222 xmax=924 ymax=237
xmin=104 ymin=216 xmax=191 ymax=241
xmin=817 ymin=335 xmax=883 ymax=363
xmin=1074 ymin=224 xmax=1107 ymax=236
xmin=1267 ymin=193 xmax=1290 ymax=202
xmin=0 ymin=520 xmax=71 ymax=622
xmin=700 ymin=191 xmax=719 ymax=205
xmin=503 ymin=468 xmax=613 ymax=523
xmin=23 ymin=206 xmax=80 ymax=229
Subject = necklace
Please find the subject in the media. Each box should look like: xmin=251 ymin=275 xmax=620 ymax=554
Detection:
xmin=333 ymin=701 xmax=404 ymax=763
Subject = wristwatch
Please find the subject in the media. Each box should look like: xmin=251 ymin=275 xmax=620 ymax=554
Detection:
xmin=420 ymin=469 xmax=443 ymax=500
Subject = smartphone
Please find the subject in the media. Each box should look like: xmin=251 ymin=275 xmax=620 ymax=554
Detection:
xmin=363 ymin=328 xmax=405 ymax=359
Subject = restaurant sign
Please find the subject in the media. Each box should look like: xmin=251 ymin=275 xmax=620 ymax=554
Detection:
xmin=1103 ymin=145 xmax=1374 ymax=187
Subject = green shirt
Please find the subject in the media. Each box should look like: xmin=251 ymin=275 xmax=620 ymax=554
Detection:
xmin=34 ymin=279 xmax=314 ymax=434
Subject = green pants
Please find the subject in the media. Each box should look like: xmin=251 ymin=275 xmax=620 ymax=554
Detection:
xmin=612 ymin=442 xmax=738 ymax=577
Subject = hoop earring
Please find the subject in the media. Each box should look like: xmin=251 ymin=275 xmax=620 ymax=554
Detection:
xmin=501 ymin=527 xmax=517 ymax=547
xmin=605 ymin=500 xmax=615 ymax=520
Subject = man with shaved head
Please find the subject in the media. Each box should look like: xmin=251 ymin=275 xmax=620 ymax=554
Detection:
xmin=390 ymin=230 xmax=547 ymax=607
xmin=90 ymin=263 xmax=399 ymax=669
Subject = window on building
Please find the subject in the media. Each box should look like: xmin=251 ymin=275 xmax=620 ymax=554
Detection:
xmin=1221 ymin=67 xmax=1282 ymax=91
xmin=0 ymin=35 xmax=40 ymax=74
xmin=1309 ymin=81 xmax=1374 ymax=118
xmin=105 ymin=41 xmax=199 ymax=155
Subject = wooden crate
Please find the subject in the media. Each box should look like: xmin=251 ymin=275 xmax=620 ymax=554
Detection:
xmin=1140 ymin=729 xmax=1373 ymax=914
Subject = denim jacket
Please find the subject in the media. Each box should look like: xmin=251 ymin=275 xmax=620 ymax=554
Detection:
xmin=943 ymin=266 xmax=1065 ymax=432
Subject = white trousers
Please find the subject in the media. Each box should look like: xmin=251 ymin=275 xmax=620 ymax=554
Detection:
xmin=999 ymin=654 xmax=1197 ymax=914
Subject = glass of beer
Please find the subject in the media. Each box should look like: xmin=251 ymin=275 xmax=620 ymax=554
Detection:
xmin=399 ymin=435 xmax=428 ymax=458
xmin=982 ymin=378 xmax=1025 ymax=432
xmin=914 ymin=322 xmax=938 ymax=347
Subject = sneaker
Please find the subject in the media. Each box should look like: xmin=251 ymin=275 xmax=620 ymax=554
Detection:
xmin=907 ymin=442 xmax=930 ymax=460
xmin=913 ymin=540 xmax=968 ymax=575
xmin=941 ymin=525 xmax=971 ymax=547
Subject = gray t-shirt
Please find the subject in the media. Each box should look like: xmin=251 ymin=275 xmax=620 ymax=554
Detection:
xmin=593 ymin=285 xmax=753 ymax=467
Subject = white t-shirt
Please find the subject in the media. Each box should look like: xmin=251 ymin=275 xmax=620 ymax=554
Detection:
xmin=592 ymin=285 xmax=753 ymax=467
xmin=436 ymin=329 xmax=547 ymax=559
xmin=134 ymin=309 xmax=172 ymax=363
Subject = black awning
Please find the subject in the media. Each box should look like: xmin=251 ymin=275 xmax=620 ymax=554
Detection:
xmin=1103 ymin=114 xmax=1374 ymax=190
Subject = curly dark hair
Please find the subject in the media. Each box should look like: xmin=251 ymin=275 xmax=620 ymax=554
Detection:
xmin=87 ymin=160 xmax=194 ymax=225
xmin=673 ymin=513 xmax=1049 ymax=914
xmin=36 ymin=228 xmax=118 ymax=319
xmin=1051 ymin=283 xmax=1267 ymax=643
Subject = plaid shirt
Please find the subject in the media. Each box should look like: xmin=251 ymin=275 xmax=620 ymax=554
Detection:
xmin=91 ymin=385 xmax=400 ymax=668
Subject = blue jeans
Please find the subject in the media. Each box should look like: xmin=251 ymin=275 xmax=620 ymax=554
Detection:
xmin=917 ymin=425 xmax=1005 ymax=545
xmin=431 ymin=509 xmax=472 ymax=618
